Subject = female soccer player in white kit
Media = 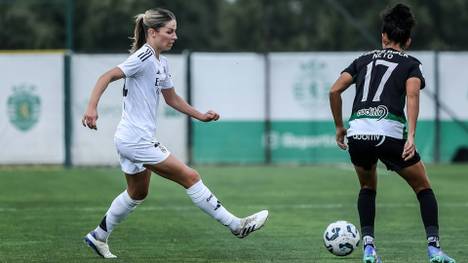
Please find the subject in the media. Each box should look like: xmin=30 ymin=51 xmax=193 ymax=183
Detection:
xmin=82 ymin=8 xmax=268 ymax=259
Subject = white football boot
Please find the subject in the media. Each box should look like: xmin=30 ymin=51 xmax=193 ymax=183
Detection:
xmin=84 ymin=231 xmax=117 ymax=259
xmin=232 ymin=210 xmax=269 ymax=238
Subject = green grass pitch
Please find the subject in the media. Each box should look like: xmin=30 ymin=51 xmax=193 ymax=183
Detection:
xmin=0 ymin=164 xmax=466 ymax=262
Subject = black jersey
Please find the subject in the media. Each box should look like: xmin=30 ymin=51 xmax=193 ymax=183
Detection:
xmin=342 ymin=48 xmax=425 ymax=139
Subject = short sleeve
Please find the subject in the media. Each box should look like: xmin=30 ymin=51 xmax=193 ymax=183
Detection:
xmin=159 ymin=58 xmax=174 ymax=89
xmin=341 ymin=59 xmax=358 ymax=83
xmin=118 ymin=54 xmax=142 ymax=78
xmin=408 ymin=62 xmax=426 ymax=90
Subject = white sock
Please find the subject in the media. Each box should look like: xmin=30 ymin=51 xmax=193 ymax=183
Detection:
xmin=94 ymin=190 xmax=144 ymax=241
xmin=186 ymin=180 xmax=240 ymax=231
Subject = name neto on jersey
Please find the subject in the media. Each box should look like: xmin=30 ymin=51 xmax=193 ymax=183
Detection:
xmin=342 ymin=48 xmax=425 ymax=139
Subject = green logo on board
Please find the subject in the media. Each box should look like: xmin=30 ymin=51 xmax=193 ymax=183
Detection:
xmin=7 ymin=84 xmax=41 ymax=131
xmin=293 ymin=60 xmax=332 ymax=109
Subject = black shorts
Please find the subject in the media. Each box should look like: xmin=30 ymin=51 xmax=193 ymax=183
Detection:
xmin=347 ymin=135 xmax=420 ymax=172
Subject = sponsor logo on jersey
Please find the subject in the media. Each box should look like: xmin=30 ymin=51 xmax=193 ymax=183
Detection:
xmin=155 ymin=69 xmax=161 ymax=87
xmin=155 ymin=67 xmax=167 ymax=89
xmin=7 ymin=84 xmax=41 ymax=131
xmin=356 ymin=105 xmax=388 ymax=121
xmin=351 ymin=134 xmax=381 ymax=140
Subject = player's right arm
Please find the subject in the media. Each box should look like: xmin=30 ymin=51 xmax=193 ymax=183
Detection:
xmin=329 ymin=72 xmax=353 ymax=150
xmin=82 ymin=67 xmax=125 ymax=130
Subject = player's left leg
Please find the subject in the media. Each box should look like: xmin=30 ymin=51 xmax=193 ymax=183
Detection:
xmin=347 ymin=137 xmax=382 ymax=262
xmin=354 ymin=164 xmax=382 ymax=263
xmin=398 ymin=162 xmax=456 ymax=263
xmin=354 ymin=164 xmax=378 ymax=242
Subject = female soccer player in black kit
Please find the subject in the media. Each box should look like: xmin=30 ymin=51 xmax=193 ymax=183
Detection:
xmin=329 ymin=3 xmax=456 ymax=263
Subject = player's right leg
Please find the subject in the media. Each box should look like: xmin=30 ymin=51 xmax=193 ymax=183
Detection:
xmin=428 ymin=245 xmax=456 ymax=263
xmin=378 ymin=137 xmax=455 ymax=263
xmin=84 ymin=168 xmax=150 ymax=258
xmin=145 ymin=154 xmax=269 ymax=238
xmin=397 ymin=162 xmax=456 ymax=263
xmin=231 ymin=210 xmax=269 ymax=239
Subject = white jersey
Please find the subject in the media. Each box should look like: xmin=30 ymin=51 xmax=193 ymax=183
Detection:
xmin=115 ymin=44 xmax=174 ymax=143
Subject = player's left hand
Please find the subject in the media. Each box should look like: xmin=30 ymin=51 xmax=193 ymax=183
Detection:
xmin=200 ymin=110 xmax=220 ymax=122
xmin=402 ymin=137 xmax=415 ymax=161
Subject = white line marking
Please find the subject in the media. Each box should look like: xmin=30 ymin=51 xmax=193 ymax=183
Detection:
xmin=1 ymin=203 xmax=468 ymax=213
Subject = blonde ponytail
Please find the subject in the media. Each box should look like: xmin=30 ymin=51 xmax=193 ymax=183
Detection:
xmin=129 ymin=8 xmax=176 ymax=53
xmin=130 ymin=14 xmax=147 ymax=53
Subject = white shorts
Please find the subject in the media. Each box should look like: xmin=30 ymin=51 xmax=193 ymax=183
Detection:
xmin=114 ymin=137 xmax=171 ymax=175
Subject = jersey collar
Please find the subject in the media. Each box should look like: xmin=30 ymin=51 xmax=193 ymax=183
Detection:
xmin=384 ymin=47 xmax=404 ymax=53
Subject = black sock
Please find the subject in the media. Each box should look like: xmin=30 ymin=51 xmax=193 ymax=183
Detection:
xmin=358 ymin=188 xmax=376 ymax=238
xmin=417 ymin=188 xmax=439 ymax=246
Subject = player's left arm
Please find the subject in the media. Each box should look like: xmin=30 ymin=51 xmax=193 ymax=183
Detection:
xmin=402 ymin=77 xmax=421 ymax=160
xmin=161 ymin=88 xmax=220 ymax=122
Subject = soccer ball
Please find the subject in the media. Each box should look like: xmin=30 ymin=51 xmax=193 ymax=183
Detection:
xmin=323 ymin=220 xmax=360 ymax=256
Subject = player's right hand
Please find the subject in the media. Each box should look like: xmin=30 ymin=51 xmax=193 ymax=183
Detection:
xmin=402 ymin=136 xmax=415 ymax=161
xmin=335 ymin=127 xmax=347 ymax=150
xmin=82 ymin=108 xmax=98 ymax=130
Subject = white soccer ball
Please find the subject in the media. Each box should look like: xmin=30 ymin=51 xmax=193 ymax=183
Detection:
xmin=323 ymin=220 xmax=360 ymax=256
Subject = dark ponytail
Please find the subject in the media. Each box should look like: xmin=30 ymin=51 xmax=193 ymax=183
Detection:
xmin=381 ymin=3 xmax=416 ymax=47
